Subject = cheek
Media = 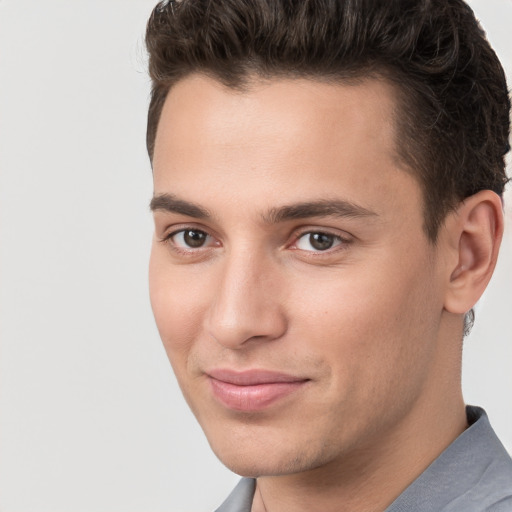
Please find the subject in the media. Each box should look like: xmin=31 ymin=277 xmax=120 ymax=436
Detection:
xmin=148 ymin=246 xmax=207 ymax=372
xmin=291 ymin=256 xmax=440 ymax=398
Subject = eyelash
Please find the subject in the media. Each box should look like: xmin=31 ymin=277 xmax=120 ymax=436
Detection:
xmin=160 ymin=227 xmax=352 ymax=255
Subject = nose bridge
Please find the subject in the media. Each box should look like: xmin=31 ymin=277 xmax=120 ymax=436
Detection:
xmin=206 ymin=245 xmax=286 ymax=348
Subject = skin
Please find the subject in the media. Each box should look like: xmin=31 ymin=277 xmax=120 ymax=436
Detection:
xmin=149 ymin=74 xmax=503 ymax=512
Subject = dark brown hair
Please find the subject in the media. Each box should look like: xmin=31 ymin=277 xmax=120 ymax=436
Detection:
xmin=145 ymin=0 xmax=510 ymax=241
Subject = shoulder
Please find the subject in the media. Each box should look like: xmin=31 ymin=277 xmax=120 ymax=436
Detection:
xmin=387 ymin=406 xmax=512 ymax=512
xmin=486 ymin=496 xmax=512 ymax=512
xmin=438 ymin=407 xmax=512 ymax=512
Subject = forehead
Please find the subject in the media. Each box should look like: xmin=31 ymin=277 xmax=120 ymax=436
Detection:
xmin=153 ymin=74 xmax=400 ymax=168
xmin=152 ymin=74 xmax=421 ymax=226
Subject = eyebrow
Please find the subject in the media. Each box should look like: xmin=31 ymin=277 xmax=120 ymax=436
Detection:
xmin=150 ymin=193 xmax=211 ymax=218
xmin=263 ymin=199 xmax=378 ymax=224
xmin=150 ymin=193 xmax=378 ymax=223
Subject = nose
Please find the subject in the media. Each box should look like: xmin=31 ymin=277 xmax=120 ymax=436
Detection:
xmin=205 ymin=250 xmax=287 ymax=349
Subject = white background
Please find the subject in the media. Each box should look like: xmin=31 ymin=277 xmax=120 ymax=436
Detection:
xmin=0 ymin=1 xmax=510 ymax=511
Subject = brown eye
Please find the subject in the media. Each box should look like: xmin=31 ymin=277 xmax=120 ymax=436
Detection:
xmin=295 ymin=232 xmax=343 ymax=252
xmin=172 ymin=229 xmax=210 ymax=248
xmin=309 ymin=233 xmax=334 ymax=250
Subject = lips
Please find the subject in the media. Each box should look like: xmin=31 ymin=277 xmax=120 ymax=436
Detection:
xmin=207 ymin=369 xmax=309 ymax=412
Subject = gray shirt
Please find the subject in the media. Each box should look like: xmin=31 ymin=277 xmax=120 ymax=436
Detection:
xmin=215 ymin=406 xmax=512 ymax=512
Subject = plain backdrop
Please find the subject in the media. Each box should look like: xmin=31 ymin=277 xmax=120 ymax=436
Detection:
xmin=0 ymin=1 xmax=510 ymax=511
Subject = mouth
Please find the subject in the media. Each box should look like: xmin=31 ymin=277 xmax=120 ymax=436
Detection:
xmin=207 ymin=369 xmax=310 ymax=412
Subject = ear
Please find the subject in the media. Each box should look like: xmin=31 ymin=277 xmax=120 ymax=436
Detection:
xmin=443 ymin=190 xmax=504 ymax=315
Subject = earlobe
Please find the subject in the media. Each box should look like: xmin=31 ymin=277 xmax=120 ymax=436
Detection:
xmin=444 ymin=190 xmax=504 ymax=315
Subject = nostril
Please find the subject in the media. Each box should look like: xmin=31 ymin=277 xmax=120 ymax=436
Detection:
xmin=206 ymin=303 xmax=287 ymax=349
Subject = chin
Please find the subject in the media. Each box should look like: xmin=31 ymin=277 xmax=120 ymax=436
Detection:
xmin=206 ymin=427 xmax=331 ymax=478
xmin=216 ymin=452 xmax=313 ymax=478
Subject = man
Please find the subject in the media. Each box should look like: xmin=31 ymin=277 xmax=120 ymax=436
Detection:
xmin=145 ymin=0 xmax=512 ymax=510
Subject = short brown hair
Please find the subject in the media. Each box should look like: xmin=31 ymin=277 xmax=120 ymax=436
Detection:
xmin=145 ymin=0 xmax=510 ymax=241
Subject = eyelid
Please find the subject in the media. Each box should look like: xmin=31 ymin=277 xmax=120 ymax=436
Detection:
xmin=158 ymin=221 xmax=215 ymax=241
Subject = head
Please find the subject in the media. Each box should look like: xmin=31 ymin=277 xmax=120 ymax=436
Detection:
xmin=146 ymin=0 xmax=509 ymax=479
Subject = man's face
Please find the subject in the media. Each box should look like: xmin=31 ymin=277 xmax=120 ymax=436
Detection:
xmin=149 ymin=75 xmax=448 ymax=477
